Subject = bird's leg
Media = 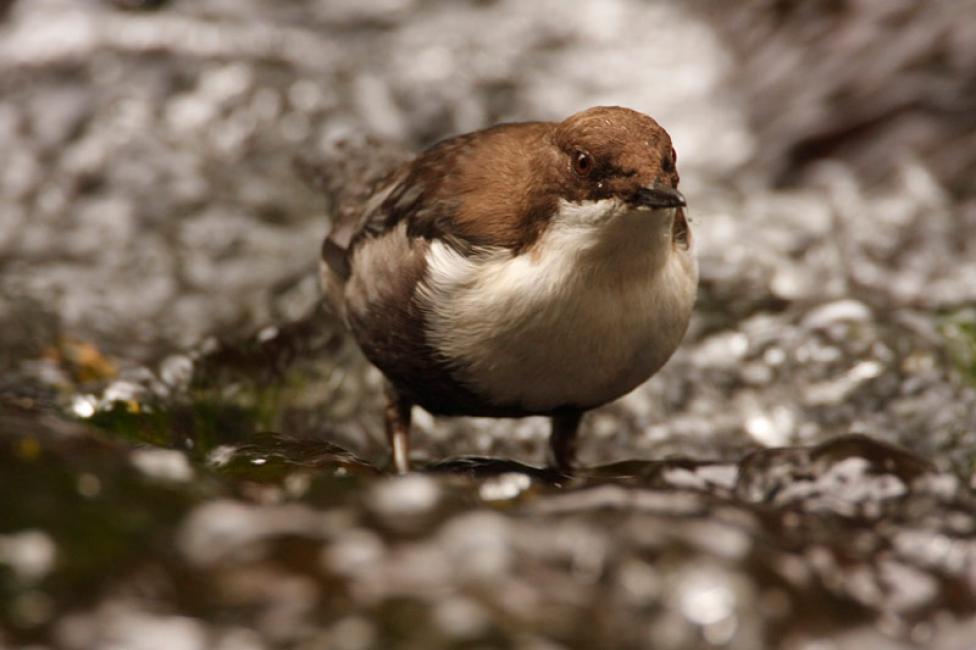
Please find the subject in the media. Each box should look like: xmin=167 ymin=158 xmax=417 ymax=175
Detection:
xmin=383 ymin=385 xmax=413 ymax=474
xmin=547 ymin=409 xmax=584 ymax=472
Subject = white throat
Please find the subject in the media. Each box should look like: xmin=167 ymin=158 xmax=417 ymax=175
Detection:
xmin=550 ymin=197 xmax=676 ymax=268
xmin=417 ymin=198 xmax=698 ymax=412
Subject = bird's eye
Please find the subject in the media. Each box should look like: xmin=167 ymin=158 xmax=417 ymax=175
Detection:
xmin=662 ymin=148 xmax=676 ymax=173
xmin=573 ymin=150 xmax=593 ymax=176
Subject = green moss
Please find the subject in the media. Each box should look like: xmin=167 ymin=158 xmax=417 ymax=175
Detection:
xmin=86 ymin=392 xmax=269 ymax=460
xmin=0 ymin=433 xmax=201 ymax=636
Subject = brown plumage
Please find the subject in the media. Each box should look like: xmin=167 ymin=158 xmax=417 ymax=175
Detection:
xmin=320 ymin=106 xmax=697 ymax=473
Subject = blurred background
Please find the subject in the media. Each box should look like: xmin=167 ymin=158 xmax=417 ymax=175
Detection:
xmin=2 ymin=1 xmax=976 ymax=649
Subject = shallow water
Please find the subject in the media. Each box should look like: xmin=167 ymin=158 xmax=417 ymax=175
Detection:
xmin=2 ymin=1 xmax=976 ymax=648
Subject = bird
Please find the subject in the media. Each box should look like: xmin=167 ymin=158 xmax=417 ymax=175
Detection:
xmin=319 ymin=106 xmax=697 ymax=474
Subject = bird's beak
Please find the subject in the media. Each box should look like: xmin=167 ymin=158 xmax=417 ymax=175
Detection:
xmin=633 ymin=185 xmax=686 ymax=209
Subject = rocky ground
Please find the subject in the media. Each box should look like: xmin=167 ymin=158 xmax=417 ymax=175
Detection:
xmin=2 ymin=1 xmax=976 ymax=648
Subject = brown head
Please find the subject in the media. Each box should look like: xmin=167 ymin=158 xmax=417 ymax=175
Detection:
xmin=387 ymin=106 xmax=685 ymax=252
xmin=549 ymin=106 xmax=683 ymax=209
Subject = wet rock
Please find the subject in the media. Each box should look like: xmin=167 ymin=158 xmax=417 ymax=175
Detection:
xmin=56 ymin=603 xmax=209 ymax=650
xmin=0 ymin=530 xmax=57 ymax=581
xmin=735 ymin=434 xmax=935 ymax=508
xmin=177 ymin=499 xmax=328 ymax=567
xmin=365 ymin=474 xmax=442 ymax=534
xmin=477 ymin=471 xmax=534 ymax=502
xmin=130 ymin=447 xmax=194 ymax=482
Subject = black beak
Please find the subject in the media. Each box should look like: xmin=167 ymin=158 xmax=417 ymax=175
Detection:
xmin=633 ymin=185 xmax=686 ymax=209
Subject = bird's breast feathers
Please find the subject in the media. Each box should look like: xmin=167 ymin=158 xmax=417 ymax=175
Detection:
xmin=415 ymin=202 xmax=698 ymax=411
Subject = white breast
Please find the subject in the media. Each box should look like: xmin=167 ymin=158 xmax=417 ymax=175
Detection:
xmin=417 ymin=203 xmax=698 ymax=412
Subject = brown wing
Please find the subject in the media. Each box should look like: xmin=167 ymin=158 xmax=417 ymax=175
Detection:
xmin=299 ymin=136 xmax=411 ymax=280
xmin=317 ymin=120 xmax=557 ymax=280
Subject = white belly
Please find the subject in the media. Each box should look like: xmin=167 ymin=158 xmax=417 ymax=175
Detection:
xmin=417 ymin=211 xmax=698 ymax=412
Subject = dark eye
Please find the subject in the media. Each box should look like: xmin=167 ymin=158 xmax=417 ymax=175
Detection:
xmin=573 ymin=150 xmax=593 ymax=176
xmin=662 ymin=148 xmax=676 ymax=173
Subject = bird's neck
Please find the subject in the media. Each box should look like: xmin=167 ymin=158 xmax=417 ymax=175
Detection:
xmin=540 ymin=206 xmax=677 ymax=280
